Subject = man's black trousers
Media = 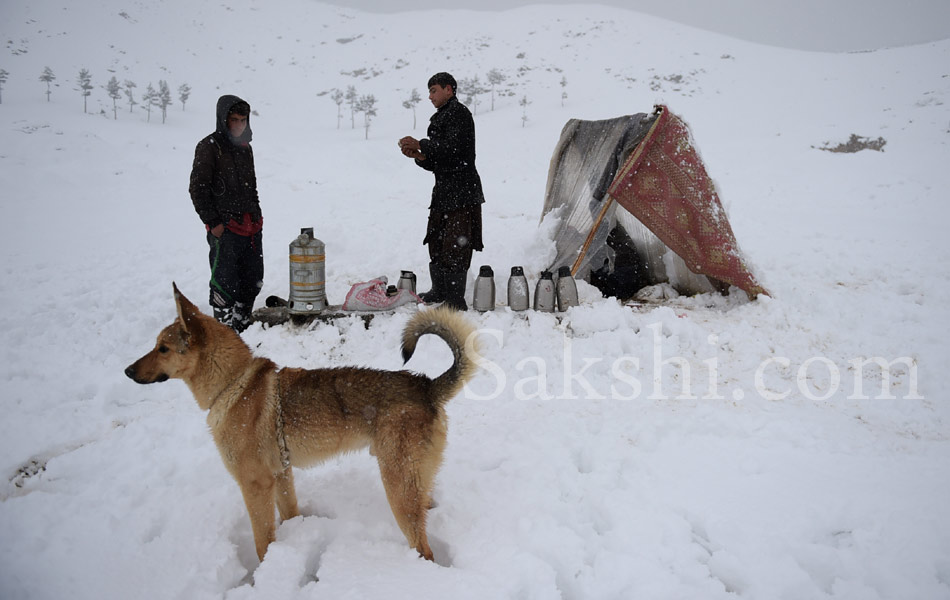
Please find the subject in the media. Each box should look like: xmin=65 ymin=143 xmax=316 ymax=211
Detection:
xmin=424 ymin=205 xmax=482 ymax=271
xmin=207 ymin=230 xmax=264 ymax=310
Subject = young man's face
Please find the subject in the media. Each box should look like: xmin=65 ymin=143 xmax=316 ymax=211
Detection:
xmin=227 ymin=112 xmax=248 ymax=138
xmin=428 ymin=84 xmax=454 ymax=109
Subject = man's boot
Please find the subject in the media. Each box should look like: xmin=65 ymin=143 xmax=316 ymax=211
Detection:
xmin=419 ymin=263 xmax=446 ymax=304
xmin=443 ymin=271 xmax=468 ymax=311
xmin=232 ymin=301 xmax=253 ymax=333
xmin=213 ymin=305 xmax=234 ymax=328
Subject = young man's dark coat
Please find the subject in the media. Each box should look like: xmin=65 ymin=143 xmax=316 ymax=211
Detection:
xmin=189 ymin=95 xmax=261 ymax=231
xmin=415 ymin=96 xmax=485 ymax=253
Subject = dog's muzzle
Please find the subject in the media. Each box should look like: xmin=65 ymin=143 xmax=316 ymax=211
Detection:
xmin=125 ymin=365 xmax=168 ymax=384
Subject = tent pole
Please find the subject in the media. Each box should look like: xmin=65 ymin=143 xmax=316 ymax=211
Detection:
xmin=571 ymin=107 xmax=666 ymax=278
xmin=570 ymin=195 xmax=614 ymax=277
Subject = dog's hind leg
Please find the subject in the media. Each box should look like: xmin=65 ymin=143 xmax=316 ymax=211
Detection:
xmin=238 ymin=474 xmax=278 ymax=562
xmin=376 ymin=417 xmax=447 ymax=561
xmin=275 ymin=467 xmax=300 ymax=521
xmin=378 ymin=454 xmax=434 ymax=561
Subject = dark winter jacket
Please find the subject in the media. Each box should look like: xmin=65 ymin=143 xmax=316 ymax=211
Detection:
xmin=189 ymin=95 xmax=261 ymax=230
xmin=416 ymin=96 xmax=485 ymax=212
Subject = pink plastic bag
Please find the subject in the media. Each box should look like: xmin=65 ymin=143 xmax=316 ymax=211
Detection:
xmin=342 ymin=277 xmax=421 ymax=311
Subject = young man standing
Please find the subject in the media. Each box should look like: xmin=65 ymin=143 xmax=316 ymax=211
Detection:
xmin=399 ymin=72 xmax=485 ymax=311
xmin=189 ymin=95 xmax=263 ymax=332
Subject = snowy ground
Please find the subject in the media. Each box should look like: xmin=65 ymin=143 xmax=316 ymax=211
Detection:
xmin=1 ymin=1 xmax=949 ymax=598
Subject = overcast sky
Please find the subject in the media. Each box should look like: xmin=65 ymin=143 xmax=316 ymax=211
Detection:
xmin=321 ymin=0 xmax=950 ymax=52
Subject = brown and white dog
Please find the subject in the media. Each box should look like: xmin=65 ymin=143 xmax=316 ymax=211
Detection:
xmin=125 ymin=283 xmax=477 ymax=562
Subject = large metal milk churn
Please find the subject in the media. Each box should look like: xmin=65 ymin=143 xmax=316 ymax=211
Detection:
xmin=288 ymin=227 xmax=328 ymax=314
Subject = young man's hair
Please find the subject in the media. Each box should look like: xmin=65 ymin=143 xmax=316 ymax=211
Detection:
xmin=427 ymin=72 xmax=457 ymax=93
xmin=229 ymin=101 xmax=251 ymax=116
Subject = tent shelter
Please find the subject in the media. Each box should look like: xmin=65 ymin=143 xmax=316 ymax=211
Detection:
xmin=541 ymin=105 xmax=768 ymax=300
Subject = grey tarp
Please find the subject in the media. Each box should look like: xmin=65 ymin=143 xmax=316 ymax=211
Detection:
xmin=541 ymin=114 xmax=722 ymax=295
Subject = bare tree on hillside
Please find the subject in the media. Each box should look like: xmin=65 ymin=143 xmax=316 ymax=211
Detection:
xmin=486 ymin=68 xmax=506 ymax=111
xmin=39 ymin=66 xmax=55 ymax=102
xmin=560 ymin=75 xmax=568 ymax=107
xmin=157 ymin=80 xmax=172 ymax=123
xmin=519 ymin=94 xmax=530 ymax=128
xmin=178 ymin=83 xmax=191 ymax=110
xmin=459 ymin=75 xmax=486 ymax=115
xmin=106 ymin=76 xmax=121 ymax=119
xmin=77 ymin=68 xmax=93 ymax=113
xmin=402 ymin=88 xmax=421 ymax=129
xmin=345 ymin=85 xmax=358 ymax=129
xmin=330 ymin=88 xmax=344 ymax=128
xmin=0 ymin=69 xmax=8 ymax=104
xmin=142 ymin=83 xmax=157 ymax=122
xmin=123 ymin=80 xmax=137 ymax=113
xmin=356 ymin=94 xmax=377 ymax=140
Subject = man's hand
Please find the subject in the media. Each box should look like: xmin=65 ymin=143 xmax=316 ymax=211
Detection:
xmin=210 ymin=224 xmax=225 ymax=238
xmin=398 ymin=136 xmax=421 ymax=152
xmin=398 ymin=136 xmax=425 ymax=160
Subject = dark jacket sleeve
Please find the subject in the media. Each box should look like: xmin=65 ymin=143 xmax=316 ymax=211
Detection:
xmin=418 ymin=106 xmax=474 ymax=173
xmin=414 ymin=155 xmax=435 ymax=172
xmin=188 ymin=138 xmax=223 ymax=228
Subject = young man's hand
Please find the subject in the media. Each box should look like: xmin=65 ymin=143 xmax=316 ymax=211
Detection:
xmin=398 ymin=136 xmax=425 ymax=160
xmin=210 ymin=224 xmax=225 ymax=238
xmin=398 ymin=136 xmax=421 ymax=151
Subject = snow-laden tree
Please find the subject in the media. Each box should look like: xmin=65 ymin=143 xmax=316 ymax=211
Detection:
xmin=77 ymin=68 xmax=93 ymax=113
xmin=157 ymin=80 xmax=172 ymax=123
xmin=330 ymin=89 xmax=344 ymax=129
xmin=142 ymin=83 xmax=157 ymax=122
xmin=178 ymin=83 xmax=191 ymax=111
xmin=345 ymin=85 xmax=358 ymax=129
xmin=520 ymin=94 xmax=531 ymax=128
xmin=123 ymin=80 xmax=137 ymax=113
xmin=486 ymin=68 xmax=506 ymax=111
xmin=459 ymin=75 xmax=486 ymax=115
xmin=356 ymin=94 xmax=377 ymax=140
xmin=0 ymin=69 xmax=9 ymax=105
xmin=39 ymin=66 xmax=55 ymax=102
xmin=106 ymin=76 xmax=121 ymax=119
xmin=560 ymin=75 xmax=568 ymax=107
xmin=402 ymin=88 xmax=421 ymax=129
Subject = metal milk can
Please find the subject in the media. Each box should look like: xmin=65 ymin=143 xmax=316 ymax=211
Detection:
xmin=288 ymin=227 xmax=328 ymax=314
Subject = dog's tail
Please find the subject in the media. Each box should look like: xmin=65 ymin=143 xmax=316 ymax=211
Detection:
xmin=401 ymin=306 xmax=478 ymax=407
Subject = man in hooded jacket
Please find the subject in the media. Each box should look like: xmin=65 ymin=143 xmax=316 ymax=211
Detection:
xmin=399 ymin=72 xmax=484 ymax=311
xmin=189 ymin=94 xmax=263 ymax=332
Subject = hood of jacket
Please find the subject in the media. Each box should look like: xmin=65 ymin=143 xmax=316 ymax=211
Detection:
xmin=215 ymin=94 xmax=253 ymax=145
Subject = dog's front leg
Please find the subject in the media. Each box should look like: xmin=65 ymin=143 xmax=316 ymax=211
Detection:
xmin=275 ymin=467 xmax=299 ymax=521
xmin=238 ymin=474 xmax=277 ymax=562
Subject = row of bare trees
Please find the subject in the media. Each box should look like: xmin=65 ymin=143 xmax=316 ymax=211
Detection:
xmin=328 ymin=86 xmax=379 ymax=139
xmin=323 ymin=69 xmax=567 ymax=138
xmin=2 ymin=65 xmax=191 ymax=122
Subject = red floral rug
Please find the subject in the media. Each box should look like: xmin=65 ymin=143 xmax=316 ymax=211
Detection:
xmin=608 ymin=105 xmax=769 ymax=298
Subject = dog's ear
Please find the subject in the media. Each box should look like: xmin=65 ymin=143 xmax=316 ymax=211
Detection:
xmin=172 ymin=282 xmax=202 ymax=335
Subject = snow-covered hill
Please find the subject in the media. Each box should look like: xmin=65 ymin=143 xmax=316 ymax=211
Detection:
xmin=1 ymin=1 xmax=949 ymax=598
